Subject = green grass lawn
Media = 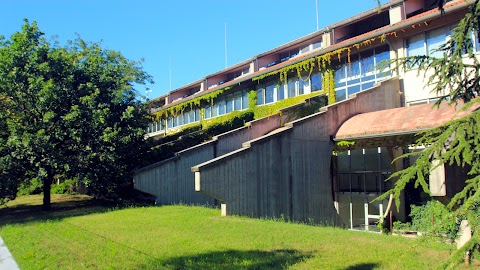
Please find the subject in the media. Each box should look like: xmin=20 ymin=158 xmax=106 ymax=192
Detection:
xmin=0 ymin=195 xmax=460 ymax=269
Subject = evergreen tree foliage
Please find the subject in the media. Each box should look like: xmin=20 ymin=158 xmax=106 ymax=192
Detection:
xmin=0 ymin=20 xmax=152 ymax=209
xmin=379 ymin=1 xmax=480 ymax=267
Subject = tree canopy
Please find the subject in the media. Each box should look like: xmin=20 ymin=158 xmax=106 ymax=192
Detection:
xmin=378 ymin=1 xmax=480 ymax=267
xmin=0 ymin=20 xmax=152 ymax=209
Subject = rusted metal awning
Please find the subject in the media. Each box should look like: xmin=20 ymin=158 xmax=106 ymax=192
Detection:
xmin=334 ymin=101 xmax=478 ymax=147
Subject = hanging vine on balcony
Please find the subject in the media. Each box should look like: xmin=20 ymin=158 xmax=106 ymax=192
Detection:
xmin=251 ymin=30 xmax=405 ymax=84
xmin=153 ymin=86 xmax=231 ymax=120
xmin=322 ymin=68 xmax=335 ymax=105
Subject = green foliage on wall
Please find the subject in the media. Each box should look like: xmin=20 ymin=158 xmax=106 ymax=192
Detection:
xmin=153 ymin=87 xmax=231 ymax=120
xmin=322 ymin=69 xmax=336 ymax=105
xmin=202 ymin=110 xmax=254 ymax=131
xmin=146 ymin=110 xmax=254 ymax=165
xmin=248 ymin=90 xmax=257 ymax=110
xmin=252 ymin=35 xmax=386 ymax=86
xmin=252 ymin=91 xmax=326 ymax=119
xmin=253 ymin=58 xmax=317 ymax=84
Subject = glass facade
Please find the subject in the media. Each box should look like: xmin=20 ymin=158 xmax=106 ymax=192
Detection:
xmin=334 ymin=45 xmax=391 ymax=102
xmin=148 ymin=43 xmax=392 ymax=134
xmin=204 ymin=89 xmax=249 ymax=120
xmin=406 ymin=25 xmax=451 ymax=58
xmin=337 ymin=147 xmax=393 ymax=193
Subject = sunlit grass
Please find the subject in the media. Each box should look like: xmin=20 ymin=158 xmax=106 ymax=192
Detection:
xmin=0 ymin=195 xmax=458 ymax=269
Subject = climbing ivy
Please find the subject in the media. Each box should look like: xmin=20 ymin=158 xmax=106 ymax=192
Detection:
xmin=201 ymin=110 xmax=254 ymax=131
xmin=153 ymin=87 xmax=231 ymax=120
xmin=252 ymin=35 xmax=387 ymax=85
xmin=253 ymin=91 xmax=327 ymax=119
xmin=322 ymin=68 xmax=335 ymax=105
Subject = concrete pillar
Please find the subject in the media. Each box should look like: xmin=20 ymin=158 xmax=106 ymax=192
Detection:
xmin=249 ymin=61 xmax=256 ymax=73
xmin=389 ymin=4 xmax=404 ymax=25
xmin=322 ymin=32 xmax=331 ymax=48
xmin=221 ymin=203 xmax=227 ymax=216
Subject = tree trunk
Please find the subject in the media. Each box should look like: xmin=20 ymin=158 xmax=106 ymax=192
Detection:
xmin=42 ymin=168 xmax=53 ymax=211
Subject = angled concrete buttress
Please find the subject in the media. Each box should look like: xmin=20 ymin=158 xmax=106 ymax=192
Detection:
xmin=134 ymin=113 xmax=283 ymax=205
xmin=192 ymin=78 xmax=402 ymax=225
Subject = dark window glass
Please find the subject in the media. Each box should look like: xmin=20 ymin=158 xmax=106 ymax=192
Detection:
xmin=361 ymin=50 xmax=375 ymax=81
xmin=335 ymin=66 xmax=346 ymax=87
xmin=226 ymin=94 xmax=234 ymax=113
xmin=234 ymin=92 xmax=241 ymax=110
xmin=218 ymin=99 xmax=226 ymax=115
xmin=242 ymin=90 xmax=248 ymax=109
xmin=347 ymin=85 xmax=361 ymax=97
xmin=205 ymin=106 xmax=211 ymax=119
xmin=213 ymin=103 xmax=219 ymax=117
xmin=265 ymin=84 xmax=275 ymax=103
xmin=257 ymin=88 xmax=264 ymax=105
xmin=336 ymin=89 xmax=346 ymax=101
xmin=347 ymin=58 xmax=361 ymax=85
xmin=375 ymin=46 xmax=391 ymax=77
xmin=288 ymin=79 xmax=296 ymax=97
xmin=311 ymin=72 xmax=322 ymax=92
xmin=277 ymin=85 xmax=285 ymax=101
xmin=195 ymin=108 xmax=200 ymax=121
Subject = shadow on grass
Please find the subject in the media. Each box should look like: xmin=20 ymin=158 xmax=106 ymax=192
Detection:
xmin=344 ymin=263 xmax=380 ymax=270
xmin=0 ymin=195 xmax=128 ymax=226
xmin=145 ymin=249 xmax=311 ymax=270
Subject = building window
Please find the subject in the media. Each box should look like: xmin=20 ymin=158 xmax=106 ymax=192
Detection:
xmin=195 ymin=108 xmax=200 ymax=121
xmin=280 ymin=49 xmax=299 ymax=62
xmin=242 ymin=90 xmax=249 ymax=109
xmin=287 ymin=78 xmax=297 ymax=98
xmin=426 ymin=27 xmax=447 ymax=58
xmin=473 ymin=31 xmax=480 ymax=52
xmin=335 ymin=45 xmax=390 ymax=102
xmin=218 ymin=98 xmax=226 ymax=115
xmin=265 ymin=83 xmax=275 ymax=104
xmin=212 ymin=103 xmax=219 ymax=117
xmin=234 ymin=92 xmax=241 ymax=110
xmin=226 ymin=94 xmax=234 ymax=113
xmin=311 ymin=72 xmax=322 ymax=92
xmin=406 ymin=26 xmax=450 ymax=58
xmin=204 ymin=106 xmax=212 ymax=119
xmin=257 ymin=88 xmax=264 ymax=105
xmin=312 ymin=40 xmax=322 ymax=50
xmin=300 ymin=45 xmax=310 ymax=54
xmin=277 ymin=83 xmax=285 ymax=101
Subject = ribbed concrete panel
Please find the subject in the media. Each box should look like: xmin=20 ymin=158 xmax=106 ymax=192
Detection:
xmin=133 ymin=114 xmax=283 ymax=205
xmin=215 ymin=114 xmax=282 ymax=156
xmin=134 ymin=143 xmax=216 ymax=205
xmin=193 ymin=78 xmax=401 ymax=225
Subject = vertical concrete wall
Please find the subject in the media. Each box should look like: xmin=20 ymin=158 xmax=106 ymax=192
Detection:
xmin=134 ymin=143 xmax=216 ymax=205
xmin=195 ymin=129 xmax=337 ymax=223
xmin=193 ymin=78 xmax=401 ymax=225
xmin=133 ymin=114 xmax=282 ymax=205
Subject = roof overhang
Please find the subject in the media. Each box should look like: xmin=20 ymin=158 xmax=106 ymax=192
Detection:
xmin=334 ymin=101 xmax=479 ymax=148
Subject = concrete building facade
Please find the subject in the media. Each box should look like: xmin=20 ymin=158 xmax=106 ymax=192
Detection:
xmin=134 ymin=0 xmax=476 ymax=229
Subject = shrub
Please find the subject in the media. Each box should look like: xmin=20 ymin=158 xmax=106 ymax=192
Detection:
xmin=409 ymin=200 xmax=458 ymax=238
xmin=51 ymin=179 xmax=78 ymax=194
xmin=17 ymin=177 xmax=43 ymax=196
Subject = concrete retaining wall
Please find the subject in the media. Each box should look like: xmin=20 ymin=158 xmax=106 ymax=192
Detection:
xmin=192 ymin=78 xmax=402 ymax=224
xmin=134 ymin=114 xmax=283 ymax=205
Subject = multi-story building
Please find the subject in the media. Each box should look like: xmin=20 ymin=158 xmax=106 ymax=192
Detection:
xmin=135 ymin=0 xmax=476 ymax=230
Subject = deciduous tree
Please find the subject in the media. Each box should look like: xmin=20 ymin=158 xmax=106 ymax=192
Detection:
xmin=0 ymin=20 xmax=152 ymax=210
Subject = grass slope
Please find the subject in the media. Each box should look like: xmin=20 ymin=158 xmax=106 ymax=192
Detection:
xmin=0 ymin=195 xmax=457 ymax=269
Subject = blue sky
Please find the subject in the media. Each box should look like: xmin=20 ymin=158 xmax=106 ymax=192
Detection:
xmin=1 ymin=0 xmax=386 ymax=99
